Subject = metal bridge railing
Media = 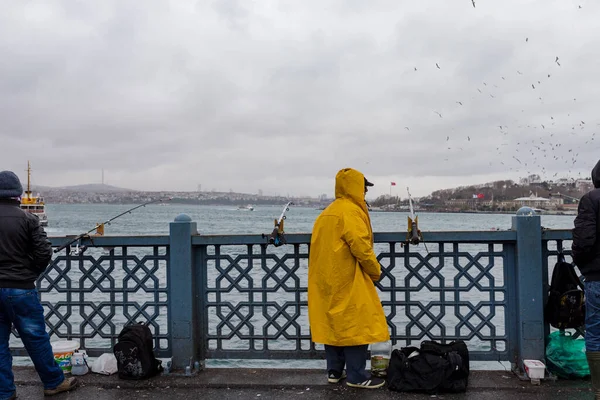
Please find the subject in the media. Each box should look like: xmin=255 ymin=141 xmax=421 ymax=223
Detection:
xmin=8 ymin=213 xmax=569 ymax=373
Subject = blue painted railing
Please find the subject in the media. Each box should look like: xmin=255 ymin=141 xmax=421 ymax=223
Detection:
xmin=10 ymin=213 xmax=573 ymax=373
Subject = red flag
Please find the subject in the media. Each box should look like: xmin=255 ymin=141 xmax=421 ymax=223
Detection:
xmin=477 ymin=193 xmax=484 ymax=199
xmin=390 ymin=182 xmax=396 ymax=186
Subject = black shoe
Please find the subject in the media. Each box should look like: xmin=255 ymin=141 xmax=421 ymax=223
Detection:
xmin=328 ymin=370 xmax=347 ymax=383
xmin=346 ymin=377 xmax=385 ymax=389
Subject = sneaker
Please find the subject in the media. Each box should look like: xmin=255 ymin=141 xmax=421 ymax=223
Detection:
xmin=44 ymin=377 xmax=78 ymax=396
xmin=328 ymin=370 xmax=347 ymax=383
xmin=346 ymin=377 xmax=385 ymax=389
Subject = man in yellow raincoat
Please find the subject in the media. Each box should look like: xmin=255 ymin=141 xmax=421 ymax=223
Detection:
xmin=308 ymin=168 xmax=390 ymax=389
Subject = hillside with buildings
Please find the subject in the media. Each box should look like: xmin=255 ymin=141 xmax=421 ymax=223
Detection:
xmin=32 ymin=184 xmax=331 ymax=208
xmin=371 ymin=175 xmax=592 ymax=214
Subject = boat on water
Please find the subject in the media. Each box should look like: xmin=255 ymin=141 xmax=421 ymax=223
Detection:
xmin=238 ymin=204 xmax=254 ymax=211
xmin=20 ymin=161 xmax=48 ymax=227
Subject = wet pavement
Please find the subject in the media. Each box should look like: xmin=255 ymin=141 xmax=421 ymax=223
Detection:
xmin=10 ymin=367 xmax=593 ymax=399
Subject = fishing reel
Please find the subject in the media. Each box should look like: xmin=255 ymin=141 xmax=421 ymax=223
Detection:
xmin=407 ymin=216 xmax=424 ymax=245
xmin=265 ymin=218 xmax=287 ymax=247
xmin=405 ymin=187 xmax=425 ymax=247
xmin=262 ymin=202 xmax=293 ymax=247
xmin=71 ymin=244 xmax=86 ymax=256
xmin=68 ymin=237 xmax=90 ymax=256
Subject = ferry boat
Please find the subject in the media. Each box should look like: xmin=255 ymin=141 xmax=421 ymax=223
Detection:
xmin=20 ymin=161 xmax=48 ymax=227
xmin=238 ymin=204 xmax=254 ymax=211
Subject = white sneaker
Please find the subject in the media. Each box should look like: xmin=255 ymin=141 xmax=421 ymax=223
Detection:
xmin=327 ymin=370 xmax=347 ymax=383
xmin=346 ymin=377 xmax=385 ymax=389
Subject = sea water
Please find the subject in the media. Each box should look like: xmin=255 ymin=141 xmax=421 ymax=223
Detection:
xmin=43 ymin=203 xmax=576 ymax=237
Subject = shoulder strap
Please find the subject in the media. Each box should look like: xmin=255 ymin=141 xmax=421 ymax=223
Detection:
xmin=548 ymin=259 xmax=563 ymax=293
xmin=566 ymin=261 xmax=585 ymax=291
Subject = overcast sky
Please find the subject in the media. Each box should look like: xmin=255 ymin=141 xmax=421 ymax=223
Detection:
xmin=1 ymin=0 xmax=598 ymax=198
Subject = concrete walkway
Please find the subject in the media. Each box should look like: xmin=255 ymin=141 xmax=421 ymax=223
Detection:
xmin=11 ymin=367 xmax=594 ymax=399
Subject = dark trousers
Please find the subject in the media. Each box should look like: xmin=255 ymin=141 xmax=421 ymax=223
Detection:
xmin=586 ymin=281 xmax=600 ymax=351
xmin=325 ymin=344 xmax=370 ymax=383
xmin=0 ymin=288 xmax=64 ymax=399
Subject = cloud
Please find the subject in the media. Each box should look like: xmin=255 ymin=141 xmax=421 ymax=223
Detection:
xmin=1 ymin=0 xmax=598 ymax=197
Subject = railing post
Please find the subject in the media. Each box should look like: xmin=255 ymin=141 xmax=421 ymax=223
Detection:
xmin=511 ymin=207 xmax=545 ymax=373
xmin=169 ymin=214 xmax=199 ymax=371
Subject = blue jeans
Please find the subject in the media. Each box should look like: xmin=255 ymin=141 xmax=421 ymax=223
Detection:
xmin=325 ymin=344 xmax=370 ymax=383
xmin=586 ymin=281 xmax=600 ymax=352
xmin=0 ymin=288 xmax=64 ymax=398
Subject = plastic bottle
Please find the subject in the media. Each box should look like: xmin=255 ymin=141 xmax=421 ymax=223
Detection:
xmin=70 ymin=350 xmax=89 ymax=376
xmin=370 ymin=341 xmax=392 ymax=377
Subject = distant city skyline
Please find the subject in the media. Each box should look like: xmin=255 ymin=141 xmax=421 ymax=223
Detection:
xmin=26 ymin=172 xmax=592 ymax=201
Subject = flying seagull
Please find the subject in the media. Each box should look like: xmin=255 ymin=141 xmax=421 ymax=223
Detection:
xmin=471 ymin=0 xmax=476 ymax=8
xmin=436 ymin=63 xmax=440 ymax=69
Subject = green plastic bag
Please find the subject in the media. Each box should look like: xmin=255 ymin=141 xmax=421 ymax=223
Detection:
xmin=545 ymin=330 xmax=590 ymax=379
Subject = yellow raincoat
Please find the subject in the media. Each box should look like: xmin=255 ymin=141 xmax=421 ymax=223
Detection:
xmin=308 ymin=168 xmax=390 ymax=346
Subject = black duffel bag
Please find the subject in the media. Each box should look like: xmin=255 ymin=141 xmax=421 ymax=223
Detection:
xmin=386 ymin=340 xmax=469 ymax=394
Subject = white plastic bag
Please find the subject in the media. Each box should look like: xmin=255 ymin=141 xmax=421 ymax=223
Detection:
xmin=91 ymin=353 xmax=118 ymax=375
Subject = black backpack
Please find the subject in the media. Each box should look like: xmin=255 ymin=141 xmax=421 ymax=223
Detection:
xmin=544 ymin=256 xmax=585 ymax=330
xmin=113 ymin=322 xmax=163 ymax=380
xmin=387 ymin=340 xmax=469 ymax=394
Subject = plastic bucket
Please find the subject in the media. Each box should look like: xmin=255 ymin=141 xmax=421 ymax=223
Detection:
xmin=51 ymin=341 xmax=80 ymax=373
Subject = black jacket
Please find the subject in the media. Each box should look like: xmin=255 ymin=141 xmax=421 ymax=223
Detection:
xmin=0 ymin=198 xmax=53 ymax=289
xmin=572 ymin=160 xmax=600 ymax=280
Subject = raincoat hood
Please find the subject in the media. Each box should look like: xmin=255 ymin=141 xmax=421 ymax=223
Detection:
xmin=593 ymin=160 xmax=600 ymax=189
xmin=335 ymin=168 xmax=369 ymax=213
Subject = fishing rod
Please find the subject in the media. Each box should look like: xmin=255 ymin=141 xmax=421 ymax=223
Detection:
xmin=262 ymin=201 xmax=293 ymax=247
xmin=54 ymin=197 xmax=172 ymax=254
xmin=406 ymin=187 xmax=425 ymax=246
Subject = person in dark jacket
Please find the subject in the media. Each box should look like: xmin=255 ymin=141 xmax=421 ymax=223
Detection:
xmin=572 ymin=159 xmax=600 ymax=400
xmin=0 ymin=171 xmax=78 ymax=398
